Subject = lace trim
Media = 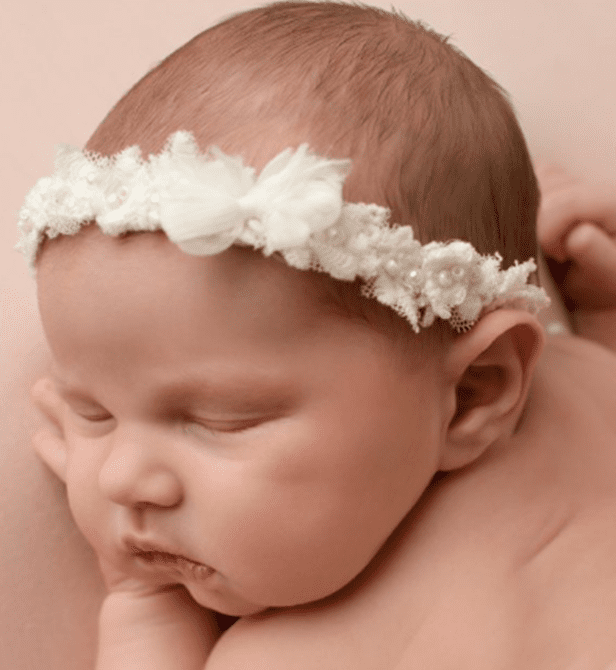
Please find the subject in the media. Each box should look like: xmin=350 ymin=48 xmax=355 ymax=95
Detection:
xmin=16 ymin=130 xmax=549 ymax=332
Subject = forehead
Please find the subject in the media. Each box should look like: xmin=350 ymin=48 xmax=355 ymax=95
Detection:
xmin=36 ymin=227 xmax=374 ymax=367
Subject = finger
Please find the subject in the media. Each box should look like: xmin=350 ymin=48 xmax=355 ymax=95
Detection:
xmin=538 ymin=181 xmax=616 ymax=261
xmin=32 ymin=427 xmax=67 ymax=480
xmin=534 ymin=162 xmax=577 ymax=193
xmin=30 ymin=377 xmax=64 ymax=424
xmin=98 ymin=556 xmax=160 ymax=594
xmin=565 ymin=222 xmax=616 ymax=301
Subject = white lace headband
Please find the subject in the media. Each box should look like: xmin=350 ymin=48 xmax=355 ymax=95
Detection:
xmin=16 ymin=131 xmax=548 ymax=333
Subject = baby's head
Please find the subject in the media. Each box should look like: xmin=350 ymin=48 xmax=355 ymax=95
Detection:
xmin=22 ymin=1 xmax=547 ymax=616
xmin=87 ymin=1 xmax=539 ymax=265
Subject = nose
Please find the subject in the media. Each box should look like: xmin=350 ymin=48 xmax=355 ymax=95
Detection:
xmin=98 ymin=425 xmax=183 ymax=509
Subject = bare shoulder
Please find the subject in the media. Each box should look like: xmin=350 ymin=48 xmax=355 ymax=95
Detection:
xmin=204 ymin=607 xmax=372 ymax=670
xmin=204 ymin=616 xmax=293 ymax=670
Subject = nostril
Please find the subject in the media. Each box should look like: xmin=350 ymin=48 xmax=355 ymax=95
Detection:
xmin=99 ymin=452 xmax=183 ymax=510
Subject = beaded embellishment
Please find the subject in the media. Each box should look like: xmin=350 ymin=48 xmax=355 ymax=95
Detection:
xmin=17 ymin=131 xmax=549 ymax=332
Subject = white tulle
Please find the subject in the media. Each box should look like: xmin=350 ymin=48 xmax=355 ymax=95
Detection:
xmin=16 ymin=131 xmax=549 ymax=332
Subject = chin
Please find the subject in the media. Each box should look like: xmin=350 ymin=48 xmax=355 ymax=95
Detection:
xmin=184 ymin=583 xmax=268 ymax=617
xmin=215 ymin=602 xmax=269 ymax=617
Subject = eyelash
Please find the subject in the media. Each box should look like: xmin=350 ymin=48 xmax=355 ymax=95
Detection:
xmin=183 ymin=418 xmax=262 ymax=437
xmin=74 ymin=411 xmax=113 ymax=423
xmin=72 ymin=408 xmax=262 ymax=435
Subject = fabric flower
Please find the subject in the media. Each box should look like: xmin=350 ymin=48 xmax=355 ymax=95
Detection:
xmin=422 ymin=241 xmax=482 ymax=320
xmin=156 ymin=135 xmax=256 ymax=255
xmin=155 ymin=137 xmax=350 ymax=257
xmin=238 ymin=144 xmax=351 ymax=254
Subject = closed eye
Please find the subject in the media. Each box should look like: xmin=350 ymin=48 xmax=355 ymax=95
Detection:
xmin=58 ymin=391 xmax=113 ymax=424
xmin=75 ymin=412 xmax=114 ymax=423
xmin=183 ymin=417 xmax=267 ymax=438
xmin=66 ymin=403 xmax=113 ymax=423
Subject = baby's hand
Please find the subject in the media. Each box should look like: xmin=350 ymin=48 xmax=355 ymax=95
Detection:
xmin=97 ymin=554 xmax=179 ymax=596
xmin=536 ymin=163 xmax=616 ymax=309
xmin=536 ymin=163 xmax=616 ymax=349
xmin=96 ymin=556 xmax=219 ymax=670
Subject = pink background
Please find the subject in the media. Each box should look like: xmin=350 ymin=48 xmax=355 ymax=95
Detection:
xmin=1 ymin=1 xmax=614 ymax=667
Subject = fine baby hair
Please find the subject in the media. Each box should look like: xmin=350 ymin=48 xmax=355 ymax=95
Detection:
xmin=17 ymin=0 xmax=548 ymax=331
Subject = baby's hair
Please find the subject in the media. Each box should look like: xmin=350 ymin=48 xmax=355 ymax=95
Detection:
xmin=82 ymin=0 xmax=539 ymax=344
xmin=88 ymin=0 xmax=538 ymax=262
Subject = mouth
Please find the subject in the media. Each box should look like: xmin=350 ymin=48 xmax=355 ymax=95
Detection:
xmin=125 ymin=538 xmax=215 ymax=582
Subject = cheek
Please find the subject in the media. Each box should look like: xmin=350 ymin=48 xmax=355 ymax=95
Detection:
xmin=304 ymin=385 xmax=440 ymax=503
xmin=190 ymin=415 xmax=436 ymax=607
xmin=182 ymin=450 xmax=361 ymax=605
xmin=62 ymin=440 xmax=110 ymax=549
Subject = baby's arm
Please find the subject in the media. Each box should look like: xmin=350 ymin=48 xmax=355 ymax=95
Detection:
xmin=536 ymin=163 xmax=616 ymax=352
xmin=95 ymin=559 xmax=219 ymax=670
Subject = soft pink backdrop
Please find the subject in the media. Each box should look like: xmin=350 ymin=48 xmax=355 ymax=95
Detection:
xmin=1 ymin=1 xmax=614 ymax=668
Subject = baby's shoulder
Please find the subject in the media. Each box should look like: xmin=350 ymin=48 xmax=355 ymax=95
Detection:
xmin=205 ymin=610 xmax=378 ymax=669
xmin=205 ymin=587 xmax=412 ymax=670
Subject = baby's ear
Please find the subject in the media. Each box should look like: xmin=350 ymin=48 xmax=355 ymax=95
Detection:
xmin=439 ymin=310 xmax=545 ymax=471
xmin=30 ymin=377 xmax=68 ymax=481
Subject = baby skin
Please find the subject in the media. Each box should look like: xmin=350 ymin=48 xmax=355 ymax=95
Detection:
xmin=30 ymin=167 xmax=616 ymax=669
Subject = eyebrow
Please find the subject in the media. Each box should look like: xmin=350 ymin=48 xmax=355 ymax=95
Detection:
xmin=53 ymin=370 xmax=297 ymax=411
xmin=154 ymin=376 xmax=295 ymax=409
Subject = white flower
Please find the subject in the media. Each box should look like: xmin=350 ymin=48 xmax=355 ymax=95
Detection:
xmin=153 ymin=136 xmax=350 ymax=257
xmin=156 ymin=135 xmax=256 ymax=255
xmin=422 ymin=241 xmax=482 ymax=320
xmin=238 ymin=145 xmax=350 ymax=254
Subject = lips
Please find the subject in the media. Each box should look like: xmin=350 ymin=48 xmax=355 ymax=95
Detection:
xmin=123 ymin=537 xmax=215 ymax=581
xmin=125 ymin=537 xmax=196 ymax=562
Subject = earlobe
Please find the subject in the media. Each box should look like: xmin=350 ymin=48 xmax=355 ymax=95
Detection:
xmin=440 ymin=310 xmax=545 ymax=471
xmin=30 ymin=377 xmax=68 ymax=481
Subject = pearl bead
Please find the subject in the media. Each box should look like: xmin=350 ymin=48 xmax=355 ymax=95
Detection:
xmin=546 ymin=321 xmax=567 ymax=335
xmin=353 ymin=234 xmax=369 ymax=250
xmin=327 ymin=227 xmax=339 ymax=238
xmin=385 ymin=259 xmax=398 ymax=273
xmin=408 ymin=269 xmax=418 ymax=280
xmin=438 ymin=270 xmax=452 ymax=287
xmin=148 ymin=210 xmax=160 ymax=223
